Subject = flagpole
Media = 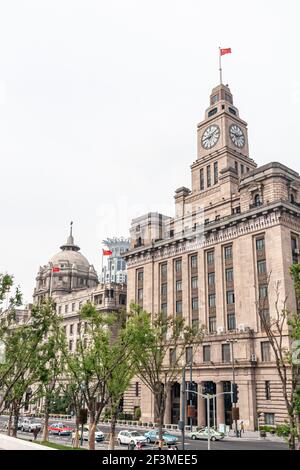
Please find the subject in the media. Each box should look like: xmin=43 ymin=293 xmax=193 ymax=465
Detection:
xmin=101 ymin=250 xmax=104 ymax=285
xmin=49 ymin=264 xmax=53 ymax=298
xmin=219 ymin=47 xmax=222 ymax=85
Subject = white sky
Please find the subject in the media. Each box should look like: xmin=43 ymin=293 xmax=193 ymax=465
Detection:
xmin=0 ymin=0 xmax=299 ymax=303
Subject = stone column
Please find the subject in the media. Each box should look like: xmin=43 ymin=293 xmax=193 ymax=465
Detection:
xmin=216 ymin=381 xmax=225 ymax=427
xmin=197 ymin=383 xmax=206 ymax=428
xmin=164 ymin=385 xmax=172 ymax=424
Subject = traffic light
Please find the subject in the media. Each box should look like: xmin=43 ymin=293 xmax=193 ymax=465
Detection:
xmin=232 ymin=383 xmax=239 ymax=403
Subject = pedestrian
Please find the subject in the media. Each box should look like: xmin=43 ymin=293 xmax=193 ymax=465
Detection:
xmin=136 ymin=441 xmax=143 ymax=450
xmin=33 ymin=427 xmax=39 ymax=441
xmin=240 ymin=421 xmax=245 ymax=435
xmin=128 ymin=440 xmax=136 ymax=451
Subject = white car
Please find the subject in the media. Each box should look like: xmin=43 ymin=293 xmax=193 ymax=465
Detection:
xmin=117 ymin=430 xmax=147 ymax=446
xmin=20 ymin=418 xmax=42 ymax=433
xmin=72 ymin=426 xmax=105 ymax=442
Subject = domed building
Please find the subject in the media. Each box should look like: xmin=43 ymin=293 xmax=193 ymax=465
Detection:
xmin=34 ymin=224 xmax=98 ymax=303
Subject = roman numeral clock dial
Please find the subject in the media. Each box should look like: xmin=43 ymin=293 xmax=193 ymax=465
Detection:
xmin=229 ymin=124 xmax=245 ymax=148
xmin=201 ymin=125 xmax=220 ymax=150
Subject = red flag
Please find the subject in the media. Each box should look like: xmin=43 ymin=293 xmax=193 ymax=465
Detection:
xmin=220 ymin=48 xmax=232 ymax=56
xmin=52 ymin=267 xmax=60 ymax=273
xmin=220 ymin=47 xmax=231 ymax=55
xmin=103 ymin=249 xmax=112 ymax=256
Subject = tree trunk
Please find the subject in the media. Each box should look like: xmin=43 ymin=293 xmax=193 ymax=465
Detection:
xmin=154 ymin=392 xmax=165 ymax=444
xmin=12 ymin=402 xmax=20 ymax=438
xmin=109 ymin=412 xmax=117 ymax=450
xmin=89 ymin=410 xmax=96 ymax=450
xmin=288 ymin=413 xmax=296 ymax=450
xmin=73 ymin=423 xmax=80 ymax=448
xmin=42 ymin=398 xmax=50 ymax=442
xmin=7 ymin=407 xmax=13 ymax=436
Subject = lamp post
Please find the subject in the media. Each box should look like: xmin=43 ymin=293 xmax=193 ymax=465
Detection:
xmin=226 ymin=339 xmax=238 ymax=437
xmin=80 ymin=382 xmax=86 ymax=446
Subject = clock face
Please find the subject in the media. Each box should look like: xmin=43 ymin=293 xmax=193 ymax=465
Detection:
xmin=201 ymin=125 xmax=220 ymax=150
xmin=229 ymin=124 xmax=245 ymax=148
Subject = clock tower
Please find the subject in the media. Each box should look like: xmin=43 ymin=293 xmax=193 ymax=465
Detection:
xmin=187 ymin=84 xmax=257 ymax=216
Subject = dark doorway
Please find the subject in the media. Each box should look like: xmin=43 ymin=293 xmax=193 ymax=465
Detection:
xmin=171 ymin=382 xmax=181 ymax=424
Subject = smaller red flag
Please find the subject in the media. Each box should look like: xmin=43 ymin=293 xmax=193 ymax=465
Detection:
xmin=103 ymin=249 xmax=112 ymax=256
xmin=52 ymin=267 xmax=60 ymax=273
xmin=220 ymin=48 xmax=232 ymax=56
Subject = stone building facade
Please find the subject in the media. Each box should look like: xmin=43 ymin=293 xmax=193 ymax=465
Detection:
xmin=123 ymin=83 xmax=300 ymax=430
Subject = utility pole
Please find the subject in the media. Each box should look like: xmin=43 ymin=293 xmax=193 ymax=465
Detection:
xmin=180 ymin=365 xmax=186 ymax=450
xmin=189 ymin=360 xmax=193 ymax=432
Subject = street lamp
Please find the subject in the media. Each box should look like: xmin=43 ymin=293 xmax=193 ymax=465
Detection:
xmin=226 ymin=338 xmax=238 ymax=437
xmin=80 ymin=382 xmax=86 ymax=446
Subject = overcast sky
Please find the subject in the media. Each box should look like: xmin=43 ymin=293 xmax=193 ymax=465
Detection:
xmin=0 ymin=0 xmax=299 ymax=303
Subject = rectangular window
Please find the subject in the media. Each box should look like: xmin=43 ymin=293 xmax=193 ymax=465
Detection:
xmin=235 ymin=161 xmax=238 ymax=173
xmin=135 ymin=382 xmax=139 ymax=397
xmin=169 ymin=348 xmax=176 ymax=365
xmin=65 ymin=304 xmax=69 ymax=314
xmin=226 ymin=291 xmax=235 ymax=305
xmin=58 ymin=306 xmax=62 ymax=315
xmin=260 ymin=309 xmax=270 ymax=329
xmin=138 ymin=288 xmax=143 ymax=300
xmin=186 ymin=346 xmax=193 ymax=364
xmin=77 ymin=322 xmax=81 ymax=334
xmin=176 ymin=280 xmax=182 ymax=292
xmin=192 ymin=318 xmax=199 ymax=330
xmin=241 ymin=164 xmax=244 ymax=174
xmin=161 ymin=303 xmax=167 ymax=315
xmin=200 ymin=169 xmax=204 ymax=191
xmin=257 ymin=260 xmax=267 ymax=274
xmin=214 ymin=162 xmax=218 ymax=185
xmin=176 ymin=301 xmax=182 ymax=314
xmin=224 ymin=245 xmax=232 ymax=260
xmin=209 ymin=316 xmax=216 ymax=333
xmin=161 ymin=263 xmax=167 ymax=276
xmin=227 ymin=313 xmax=236 ymax=331
xmin=137 ymin=270 xmax=144 ymax=282
xmin=264 ymin=413 xmax=275 ymax=425
xmin=208 ymin=294 xmax=216 ymax=308
xmin=226 ymin=268 xmax=234 ymax=282
xmin=256 ymin=238 xmax=265 ymax=251
xmin=192 ymin=297 xmax=198 ymax=310
xmin=265 ymin=381 xmax=271 ymax=400
xmin=191 ymin=255 xmax=198 ymax=268
xmin=222 ymin=344 xmax=231 ymax=363
xmin=207 ymin=251 xmax=214 ymax=264
xmin=69 ymin=340 xmax=73 ymax=351
xmin=69 ymin=324 xmax=73 ymax=335
xmin=261 ymin=341 xmax=271 ymax=362
xmin=161 ymin=283 xmax=168 ymax=295
xmin=72 ymin=303 xmax=75 ymax=312
xmin=208 ymin=272 xmax=215 ymax=286
xmin=175 ymin=259 xmax=182 ymax=273
xmin=207 ymin=165 xmax=211 ymax=187
xmin=203 ymin=345 xmax=211 ymax=362
xmin=191 ymin=276 xmax=198 ymax=289
xmin=259 ymin=285 xmax=268 ymax=299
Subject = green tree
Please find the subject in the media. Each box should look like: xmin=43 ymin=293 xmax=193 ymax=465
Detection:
xmin=126 ymin=303 xmax=203 ymax=443
xmin=258 ymin=267 xmax=300 ymax=450
xmin=62 ymin=302 xmax=136 ymax=450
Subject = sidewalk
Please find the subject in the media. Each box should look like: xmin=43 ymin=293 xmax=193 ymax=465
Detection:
xmin=0 ymin=434 xmax=54 ymax=450
xmin=225 ymin=430 xmax=285 ymax=442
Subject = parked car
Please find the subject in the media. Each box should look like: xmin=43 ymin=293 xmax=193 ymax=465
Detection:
xmin=72 ymin=426 xmax=105 ymax=442
xmin=48 ymin=422 xmax=73 ymax=436
xmin=117 ymin=430 xmax=147 ymax=446
xmin=20 ymin=418 xmax=42 ymax=433
xmin=144 ymin=430 xmax=178 ymax=445
xmin=5 ymin=419 xmax=23 ymax=431
xmin=188 ymin=427 xmax=224 ymax=441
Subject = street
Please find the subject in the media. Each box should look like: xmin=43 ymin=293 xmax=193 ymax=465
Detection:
xmin=0 ymin=415 xmax=288 ymax=451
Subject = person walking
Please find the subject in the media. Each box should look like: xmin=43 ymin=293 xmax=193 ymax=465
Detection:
xmin=240 ymin=421 xmax=245 ymax=435
xmin=33 ymin=427 xmax=39 ymax=441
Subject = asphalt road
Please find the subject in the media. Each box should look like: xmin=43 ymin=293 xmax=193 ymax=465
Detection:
xmin=0 ymin=415 xmax=288 ymax=451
